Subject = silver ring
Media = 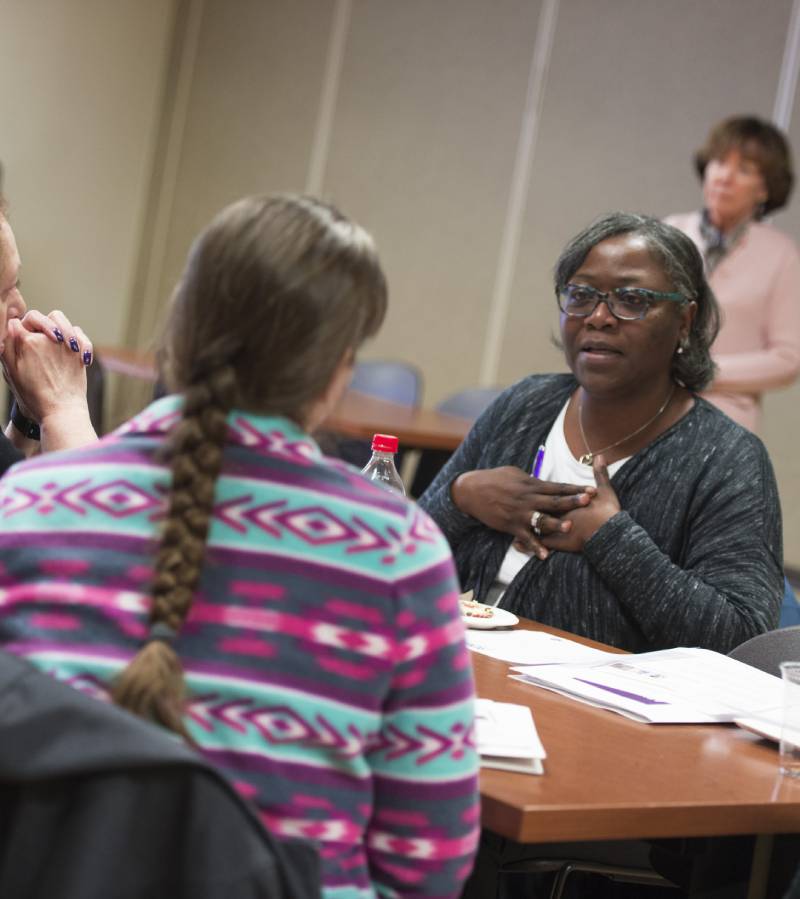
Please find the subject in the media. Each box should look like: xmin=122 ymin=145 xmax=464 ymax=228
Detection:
xmin=530 ymin=511 xmax=543 ymax=536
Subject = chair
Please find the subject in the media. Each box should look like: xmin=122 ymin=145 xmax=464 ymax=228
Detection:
xmin=497 ymin=852 xmax=676 ymax=899
xmin=786 ymin=861 xmax=800 ymax=898
xmin=409 ymin=386 xmax=503 ymax=497
xmin=781 ymin=577 xmax=800 ymax=628
xmin=332 ymin=360 xmax=423 ymax=469
xmin=436 ymin=386 xmax=504 ymax=420
xmin=348 ymin=359 xmax=423 ymax=406
xmin=728 ymin=625 xmax=800 ymax=677
xmin=0 ymin=651 xmax=320 ymax=899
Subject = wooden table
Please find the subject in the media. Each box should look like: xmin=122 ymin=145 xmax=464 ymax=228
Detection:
xmin=472 ymin=620 xmax=800 ymax=893
xmin=327 ymin=390 xmax=471 ymax=451
xmin=96 ymin=346 xmax=158 ymax=382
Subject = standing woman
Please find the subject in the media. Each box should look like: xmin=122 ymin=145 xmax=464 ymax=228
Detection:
xmin=0 ymin=196 xmax=479 ymax=898
xmin=666 ymin=115 xmax=800 ymax=433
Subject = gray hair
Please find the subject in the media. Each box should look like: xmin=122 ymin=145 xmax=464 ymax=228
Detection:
xmin=553 ymin=212 xmax=720 ymax=392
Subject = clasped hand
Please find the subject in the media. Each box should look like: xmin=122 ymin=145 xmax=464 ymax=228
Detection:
xmin=451 ymin=457 xmax=620 ymax=558
xmin=2 ymin=310 xmax=92 ymax=424
xmin=540 ymin=456 xmax=620 ymax=555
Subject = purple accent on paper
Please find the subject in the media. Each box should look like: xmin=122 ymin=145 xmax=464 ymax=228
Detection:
xmin=575 ymin=677 xmax=669 ymax=705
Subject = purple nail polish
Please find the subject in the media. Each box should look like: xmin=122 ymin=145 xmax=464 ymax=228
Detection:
xmin=83 ymin=350 xmax=92 ymax=366
xmin=69 ymin=338 xmax=79 ymax=352
xmin=53 ymin=328 xmax=64 ymax=343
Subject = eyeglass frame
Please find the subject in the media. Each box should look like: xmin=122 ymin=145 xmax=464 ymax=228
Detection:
xmin=556 ymin=283 xmax=690 ymax=321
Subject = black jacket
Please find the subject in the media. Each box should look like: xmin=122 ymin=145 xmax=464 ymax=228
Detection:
xmin=0 ymin=432 xmax=23 ymax=478
xmin=419 ymin=374 xmax=782 ymax=653
xmin=0 ymin=651 xmax=320 ymax=899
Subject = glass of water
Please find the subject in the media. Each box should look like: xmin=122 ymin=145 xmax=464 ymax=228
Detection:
xmin=780 ymin=661 xmax=800 ymax=777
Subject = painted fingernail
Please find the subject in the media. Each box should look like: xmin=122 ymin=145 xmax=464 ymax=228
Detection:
xmin=53 ymin=328 xmax=64 ymax=343
xmin=69 ymin=338 xmax=79 ymax=352
xmin=83 ymin=350 xmax=92 ymax=366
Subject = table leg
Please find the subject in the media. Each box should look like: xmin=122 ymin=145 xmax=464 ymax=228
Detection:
xmin=746 ymin=834 xmax=773 ymax=899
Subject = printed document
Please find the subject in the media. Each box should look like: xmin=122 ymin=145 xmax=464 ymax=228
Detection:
xmin=512 ymin=647 xmax=784 ymax=724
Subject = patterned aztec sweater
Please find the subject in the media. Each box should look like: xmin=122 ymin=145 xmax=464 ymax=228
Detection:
xmin=419 ymin=374 xmax=784 ymax=654
xmin=0 ymin=397 xmax=480 ymax=899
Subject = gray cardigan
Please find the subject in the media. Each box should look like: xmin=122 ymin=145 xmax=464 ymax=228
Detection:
xmin=418 ymin=374 xmax=783 ymax=653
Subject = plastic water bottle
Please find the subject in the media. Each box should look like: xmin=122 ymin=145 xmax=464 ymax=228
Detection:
xmin=361 ymin=433 xmax=405 ymax=496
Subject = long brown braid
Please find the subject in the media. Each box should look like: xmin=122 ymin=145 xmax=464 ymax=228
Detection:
xmin=111 ymin=195 xmax=387 ymax=737
xmin=110 ymin=365 xmax=235 ymax=738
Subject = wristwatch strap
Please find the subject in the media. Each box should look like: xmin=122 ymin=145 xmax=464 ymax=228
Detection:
xmin=10 ymin=401 xmax=41 ymax=441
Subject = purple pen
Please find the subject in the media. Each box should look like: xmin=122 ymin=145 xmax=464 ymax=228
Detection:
xmin=532 ymin=445 xmax=545 ymax=478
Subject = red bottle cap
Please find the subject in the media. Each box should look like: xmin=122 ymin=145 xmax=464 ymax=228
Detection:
xmin=371 ymin=433 xmax=399 ymax=453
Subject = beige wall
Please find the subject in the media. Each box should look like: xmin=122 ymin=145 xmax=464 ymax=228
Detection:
xmin=4 ymin=0 xmax=800 ymax=563
xmin=0 ymin=0 xmax=176 ymax=344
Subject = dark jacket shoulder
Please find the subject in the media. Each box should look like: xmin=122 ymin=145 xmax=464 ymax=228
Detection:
xmin=0 ymin=652 xmax=320 ymax=899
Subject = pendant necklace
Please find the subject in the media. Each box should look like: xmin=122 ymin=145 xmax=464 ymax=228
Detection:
xmin=577 ymin=384 xmax=676 ymax=466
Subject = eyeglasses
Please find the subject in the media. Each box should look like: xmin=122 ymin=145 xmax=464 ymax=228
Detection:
xmin=557 ymin=283 xmax=688 ymax=321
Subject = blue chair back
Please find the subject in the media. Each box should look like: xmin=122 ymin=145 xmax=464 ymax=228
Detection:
xmin=781 ymin=576 xmax=800 ymax=628
xmin=437 ymin=387 xmax=503 ymax=421
xmin=350 ymin=361 xmax=423 ymax=407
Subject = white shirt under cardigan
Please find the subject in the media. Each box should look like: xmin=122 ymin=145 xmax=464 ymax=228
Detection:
xmin=494 ymin=400 xmax=629 ymax=595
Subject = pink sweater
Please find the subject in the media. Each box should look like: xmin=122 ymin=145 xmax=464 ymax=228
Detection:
xmin=666 ymin=212 xmax=800 ymax=433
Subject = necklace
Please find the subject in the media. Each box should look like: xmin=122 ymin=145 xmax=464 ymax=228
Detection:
xmin=577 ymin=384 xmax=676 ymax=466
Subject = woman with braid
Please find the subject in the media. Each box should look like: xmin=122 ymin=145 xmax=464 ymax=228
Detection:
xmin=0 ymin=195 xmax=479 ymax=898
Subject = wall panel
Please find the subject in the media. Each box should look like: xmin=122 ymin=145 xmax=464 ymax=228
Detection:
xmin=323 ymin=0 xmax=542 ymax=404
xmin=153 ymin=0 xmax=336 ymax=318
xmin=0 ymin=0 xmax=175 ymax=343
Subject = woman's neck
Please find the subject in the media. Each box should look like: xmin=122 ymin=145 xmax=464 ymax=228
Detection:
xmin=570 ymin=378 xmax=683 ymax=463
xmin=705 ymin=206 xmax=753 ymax=236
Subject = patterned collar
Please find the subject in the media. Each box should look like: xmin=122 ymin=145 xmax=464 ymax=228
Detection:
xmin=116 ymin=395 xmax=322 ymax=464
xmin=699 ymin=208 xmax=751 ymax=273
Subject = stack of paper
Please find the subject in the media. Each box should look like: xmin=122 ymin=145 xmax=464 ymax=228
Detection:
xmin=468 ymin=629 xmax=615 ymax=666
xmin=512 ymin=647 xmax=784 ymax=725
xmin=734 ymin=715 xmax=784 ymax=743
xmin=475 ymin=698 xmax=546 ymax=775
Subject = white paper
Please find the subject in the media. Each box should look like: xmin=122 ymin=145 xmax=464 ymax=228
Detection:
xmin=467 ymin=629 xmax=615 ymax=666
xmin=475 ymin=698 xmax=546 ymax=775
xmin=735 ymin=712 xmax=800 ymax=745
xmin=512 ymin=647 xmax=784 ymax=725
xmin=734 ymin=715 xmax=783 ymax=743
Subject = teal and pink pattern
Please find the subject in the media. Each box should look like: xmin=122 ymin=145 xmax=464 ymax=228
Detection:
xmin=0 ymin=397 xmax=479 ymax=899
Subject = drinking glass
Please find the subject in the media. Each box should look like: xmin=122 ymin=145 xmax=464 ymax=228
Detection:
xmin=780 ymin=661 xmax=800 ymax=777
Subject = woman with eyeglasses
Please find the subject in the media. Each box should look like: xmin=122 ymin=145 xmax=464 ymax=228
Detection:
xmin=419 ymin=211 xmax=783 ymax=653
xmin=666 ymin=115 xmax=800 ymax=434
